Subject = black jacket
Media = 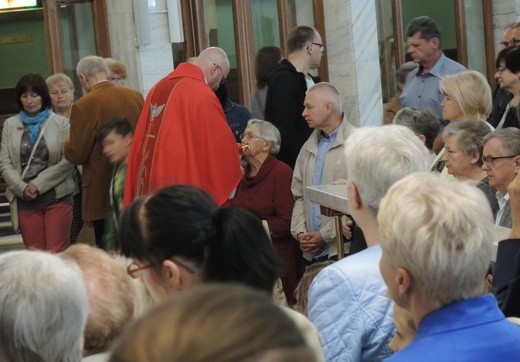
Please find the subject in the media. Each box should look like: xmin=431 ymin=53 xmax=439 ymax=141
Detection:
xmin=265 ymin=59 xmax=320 ymax=169
xmin=489 ymin=86 xmax=518 ymax=129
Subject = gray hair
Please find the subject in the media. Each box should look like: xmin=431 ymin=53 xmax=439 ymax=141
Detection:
xmin=345 ymin=125 xmax=431 ymax=215
xmin=396 ymin=61 xmax=418 ymax=85
xmin=307 ymin=82 xmax=342 ymax=113
xmin=393 ymin=107 xmax=440 ymax=150
xmin=378 ymin=172 xmax=493 ymax=308
xmin=77 ymin=55 xmax=110 ymax=77
xmin=483 ymin=127 xmax=520 ymax=156
xmin=46 ymin=73 xmax=74 ymax=90
xmin=246 ymin=119 xmax=281 ymax=155
xmin=442 ymin=120 xmax=492 ymax=166
xmin=0 ymin=250 xmax=88 ymax=362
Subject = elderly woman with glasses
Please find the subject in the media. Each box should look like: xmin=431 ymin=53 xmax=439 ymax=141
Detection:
xmin=441 ymin=119 xmax=499 ymax=218
xmin=227 ymin=119 xmax=303 ymax=305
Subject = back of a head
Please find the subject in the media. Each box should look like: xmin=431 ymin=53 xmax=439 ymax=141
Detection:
xmin=204 ymin=207 xmax=279 ymax=294
xmin=378 ymin=172 xmax=493 ymax=308
xmin=77 ymin=55 xmax=110 ymax=77
xmin=62 ymin=244 xmax=134 ymax=356
xmin=119 ymin=185 xmax=219 ymax=269
xmin=109 ymin=283 xmax=315 ymax=362
xmin=345 ymin=125 xmax=431 ymax=214
xmin=439 ymin=70 xmax=492 ymax=121
xmin=0 ymin=250 xmax=88 ymax=362
xmin=119 ymin=185 xmax=278 ymax=294
xmin=287 ymin=25 xmax=318 ymax=53
xmin=396 ymin=61 xmax=419 ymax=85
xmin=256 ymin=46 xmax=282 ymax=87
xmin=406 ymin=16 xmax=441 ymax=41
xmin=105 ymin=57 xmax=128 ymax=79
xmin=393 ymin=107 xmax=440 ymax=151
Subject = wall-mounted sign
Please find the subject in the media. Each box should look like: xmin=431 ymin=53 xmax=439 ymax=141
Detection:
xmin=0 ymin=35 xmax=31 ymax=44
xmin=0 ymin=0 xmax=38 ymax=10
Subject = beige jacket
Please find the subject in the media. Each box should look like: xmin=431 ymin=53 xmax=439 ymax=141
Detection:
xmin=291 ymin=114 xmax=356 ymax=260
xmin=0 ymin=112 xmax=74 ymax=200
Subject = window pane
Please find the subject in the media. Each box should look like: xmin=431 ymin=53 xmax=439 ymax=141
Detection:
xmin=251 ymin=0 xmax=280 ymax=53
xmin=465 ymin=0 xmax=486 ymax=74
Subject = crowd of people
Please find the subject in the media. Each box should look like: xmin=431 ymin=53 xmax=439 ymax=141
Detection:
xmin=1 ymin=14 xmax=520 ymax=362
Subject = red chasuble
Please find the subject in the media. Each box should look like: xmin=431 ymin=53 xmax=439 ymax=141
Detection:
xmin=124 ymin=62 xmax=242 ymax=206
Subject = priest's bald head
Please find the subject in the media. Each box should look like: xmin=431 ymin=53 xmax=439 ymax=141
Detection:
xmin=193 ymin=47 xmax=230 ymax=90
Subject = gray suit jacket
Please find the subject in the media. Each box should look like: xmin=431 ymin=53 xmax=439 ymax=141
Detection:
xmin=499 ymin=201 xmax=512 ymax=228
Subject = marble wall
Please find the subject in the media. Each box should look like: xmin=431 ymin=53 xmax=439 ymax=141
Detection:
xmin=106 ymin=0 xmax=173 ymax=96
xmin=324 ymin=0 xmax=383 ymax=127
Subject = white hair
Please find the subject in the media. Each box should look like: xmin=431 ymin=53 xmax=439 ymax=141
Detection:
xmin=378 ymin=172 xmax=494 ymax=307
xmin=77 ymin=55 xmax=110 ymax=77
xmin=0 ymin=250 xmax=88 ymax=362
xmin=345 ymin=125 xmax=431 ymax=214
xmin=247 ymin=119 xmax=281 ymax=155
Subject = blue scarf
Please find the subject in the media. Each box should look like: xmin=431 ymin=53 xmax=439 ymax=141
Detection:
xmin=20 ymin=108 xmax=51 ymax=144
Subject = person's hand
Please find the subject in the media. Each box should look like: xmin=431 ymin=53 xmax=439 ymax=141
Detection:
xmin=342 ymin=218 xmax=353 ymax=239
xmin=298 ymin=231 xmax=325 ymax=253
xmin=23 ymin=184 xmax=38 ymax=200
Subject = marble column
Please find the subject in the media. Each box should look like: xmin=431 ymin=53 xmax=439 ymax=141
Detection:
xmin=106 ymin=0 xmax=173 ymax=96
xmin=324 ymin=0 xmax=383 ymax=126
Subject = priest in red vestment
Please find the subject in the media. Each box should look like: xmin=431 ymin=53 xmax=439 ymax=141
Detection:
xmin=124 ymin=47 xmax=242 ymax=206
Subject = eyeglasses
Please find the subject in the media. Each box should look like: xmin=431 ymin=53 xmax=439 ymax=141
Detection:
xmin=496 ymin=65 xmax=507 ymax=73
xmin=311 ymin=42 xmax=326 ymax=52
xmin=214 ymin=64 xmax=227 ymax=85
xmin=510 ymin=38 xmax=520 ymax=46
xmin=500 ymin=41 xmax=511 ymax=48
xmin=481 ymin=155 xmax=518 ymax=166
xmin=127 ymin=258 xmax=195 ymax=279
xmin=239 ymin=132 xmax=266 ymax=141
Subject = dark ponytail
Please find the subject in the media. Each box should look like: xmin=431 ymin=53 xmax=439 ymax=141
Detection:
xmin=204 ymin=207 xmax=280 ymax=294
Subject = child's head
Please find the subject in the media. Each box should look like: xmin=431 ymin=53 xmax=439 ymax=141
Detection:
xmin=389 ymin=304 xmax=416 ymax=352
xmin=97 ymin=118 xmax=133 ymax=164
xmin=293 ymin=260 xmax=334 ymax=316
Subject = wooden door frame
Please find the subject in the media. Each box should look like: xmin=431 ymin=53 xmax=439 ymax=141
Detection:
xmin=43 ymin=0 xmax=111 ymax=74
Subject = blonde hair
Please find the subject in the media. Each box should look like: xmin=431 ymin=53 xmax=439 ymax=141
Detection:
xmin=110 ymin=284 xmax=316 ymax=362
xmin=439 ymin=70 xmax=492 ymax=121
xmin=378 ymin=172 xmax=493 ymax=308
xmin=105 ymin=57 xmax=128 ymax=79
xmin=46 ymin=72 xmax=74 ymax=90
xmin=293 ymin=260 xmax=334 ymax=316
xmin=62 ymin=244 xmax=134 ymax=356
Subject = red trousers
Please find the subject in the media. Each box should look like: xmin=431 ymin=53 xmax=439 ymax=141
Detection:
xmin=18 ymin=202 xmax=72 ymax=252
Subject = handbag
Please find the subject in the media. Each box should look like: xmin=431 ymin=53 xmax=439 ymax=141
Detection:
xmin=6 ymin=121 xmax=49 ymax=233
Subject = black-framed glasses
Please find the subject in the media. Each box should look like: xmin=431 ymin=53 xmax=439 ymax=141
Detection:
xmin=510 ymin=38 xmax=520 ymax=46
xmin=481 ymin=155 xmax=518 ymax=166
xmin=127 ymin=258 xmax=195 ymax=279
xmin=214 ymin=64 xmax=226 ymax=85
xmin=311 ymin=42 xmax=326 ymax=52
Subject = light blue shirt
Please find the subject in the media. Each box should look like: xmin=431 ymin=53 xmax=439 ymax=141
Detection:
xmin=308 ymin=244 xmax=394 ymax=362
xmin=309 ymin=127 xmax=339 ymax=259
xmin=400 ymin=53 xmax=466 ymax=120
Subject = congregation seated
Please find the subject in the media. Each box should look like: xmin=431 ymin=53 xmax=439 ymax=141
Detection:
xmin=109 ymin=284 xmax=318 ymax=362
xmin=308 ymin=125 xmax=431 ymax=361
xmin=0 ymin=250 xmax=88 ymax=361
xmin=119 ymin=184 xmax=324 ymax=360
xmin=378 ymin=172 xmax=520 ymax=361
xmin=62 ymin=244 xmax=134 ymax=359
